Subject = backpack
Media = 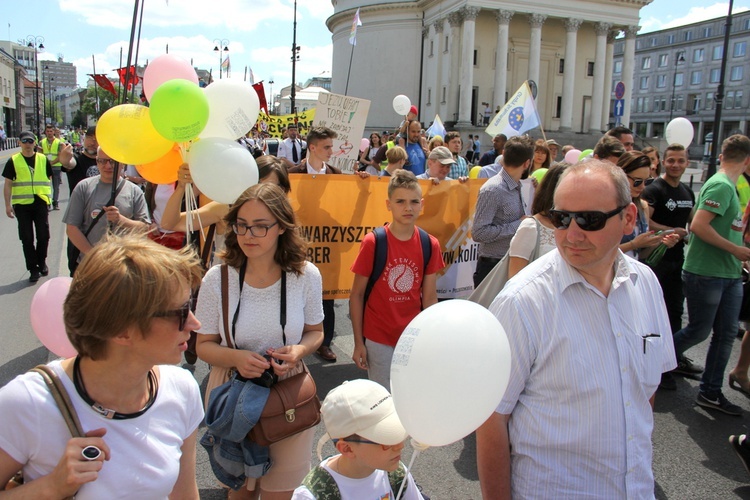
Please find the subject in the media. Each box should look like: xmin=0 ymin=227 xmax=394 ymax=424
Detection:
xmin=300 ymin=462 xmax=407 ymax=500
xmin=363 ymin=225 xmax=432 ymax=305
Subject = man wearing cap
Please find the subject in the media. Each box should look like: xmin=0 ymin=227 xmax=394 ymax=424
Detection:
xmin=546 ymin=139 xmax=560 ymax=163
xmin=277 ymin=124 xmax=307 ymax=170
xmin=478 ymin=134 xmax=507 ymax=167
xmin=472 ymin=135 xmax=534 ymax=287
xmin=293 ymin=379 xmax=424 ymax=499
xmin=3 ymin=131 xmax=54 ymax=282
xmin=40 ymin=124 xmax=65 ymax=210
xmin=417 ymin=146 xmax=456 ymax=182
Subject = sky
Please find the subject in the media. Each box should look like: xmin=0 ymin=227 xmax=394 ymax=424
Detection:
xmin=3 ymin=0 xmax=748 ymax=100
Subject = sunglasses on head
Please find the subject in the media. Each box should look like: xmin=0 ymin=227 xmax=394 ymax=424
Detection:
xmin=549 ymin=205 xmax=629 ymax=231
xmin=153 ymin=297 xmax=192 ymax=331
xmin=627 ymin=175 xmax=654 ymax=187
xmin=20 ymin=138 xmax=35 ymax=144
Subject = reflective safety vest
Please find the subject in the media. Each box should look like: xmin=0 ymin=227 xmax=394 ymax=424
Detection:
xmin=738 ymin=174 xmax=750 ymax=211
xmin=380 ymin=140 xmax=397 ymax=169
xmin=40 ymin=137 xmax=63 ymax=167
xmin=11 ymin=153 xmax=51 ymax=205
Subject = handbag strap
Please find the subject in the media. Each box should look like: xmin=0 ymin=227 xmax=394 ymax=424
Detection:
xmin=220 ymin=264 xmax=234 ymax=349
xmin=201 ymin=224 xmax=216 ymax=269
xmin=528 ymin=217 xmax=542 ymax=262
xmin=30 ymin=365 xmax=84 ymax=438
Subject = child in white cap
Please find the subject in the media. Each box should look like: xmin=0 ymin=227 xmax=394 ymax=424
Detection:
xmin=292 ymin=379 xmax=425 ymax=499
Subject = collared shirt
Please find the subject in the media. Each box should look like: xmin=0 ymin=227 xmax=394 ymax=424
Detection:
xmin=472 ymin=167 xmax=525 ymax=258
xmin=276 ymin=137 xmax=306 ymax=165
xmin=306 ymin=163 xmax=328 ymax=175
xmin=449 ymin=155 xmax=468 ymax=179
xmin=478 ymin=160 xmax=503 ymax=179
xmin=492 ymin=250 xmax=676 ymax=499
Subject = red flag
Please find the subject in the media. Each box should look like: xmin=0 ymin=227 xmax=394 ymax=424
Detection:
xmin=89 ymin=74 xmax=117 ymax=96
xmin=116 ymin=66 xmax=140 ymax=89
xmin=252 ymin=82 xmax=268 ymax=115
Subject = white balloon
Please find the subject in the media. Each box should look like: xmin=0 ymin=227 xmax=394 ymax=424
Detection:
xmin=665 ymin=117 xmax=694 ymax=148
xmin=390 ymin=300 xmax=512 ymax=447
xmin=392 ymin=94 xmax=411 ymax=115
xmin=200 ymin=79 xmax=261 ymax=140
xmin=188 ymin=138 xmax=259 ymax=204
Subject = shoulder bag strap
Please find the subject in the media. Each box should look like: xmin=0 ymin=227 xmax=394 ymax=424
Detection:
xmin=528 ymin=217 xmax=542 ymax=263
xmin=30 ymin=365 xmax=84 ymax=438
xmin=220 ymin=264 xmax=234 ymax=349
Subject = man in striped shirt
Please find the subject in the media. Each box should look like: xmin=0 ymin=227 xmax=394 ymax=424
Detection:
xmin=477 ymin=161 xmax=676 ymax=499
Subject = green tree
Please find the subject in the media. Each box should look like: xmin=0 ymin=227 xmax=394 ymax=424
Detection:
xmin=71 ymin=110 xmax=86 ymax=129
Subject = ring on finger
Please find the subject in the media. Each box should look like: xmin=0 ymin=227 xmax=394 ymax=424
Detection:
xmin=81 ymin=445 xmax=102 ymax=461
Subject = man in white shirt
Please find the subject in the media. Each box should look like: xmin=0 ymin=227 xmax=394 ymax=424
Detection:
xmin=276 ymin=124 xmax=307 ymax=170
xmin=476 ymin=160 xmax=676 ymax=499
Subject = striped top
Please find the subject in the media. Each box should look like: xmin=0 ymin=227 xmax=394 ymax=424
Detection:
xmin=491 ymin=250 xmax=675 ymax=499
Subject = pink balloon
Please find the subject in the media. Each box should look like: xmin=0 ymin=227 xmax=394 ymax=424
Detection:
xmin=30 ymin=277 xmax=77 ymax=358
xmin=360 ymin=137 xmax=370 ymax=153
xmin=564 ymin=149 xmax=582 ymax=164
xmin=143 ymin=54 xmax=199 ymax=101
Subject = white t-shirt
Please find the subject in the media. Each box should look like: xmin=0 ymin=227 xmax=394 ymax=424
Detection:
xmin=0 ymin=360 xmax=203 ymax=499
xmin=292 ymin=456 xmax=424 ymax=500
xmin=508 ymin=217 xmax=557 ymax=261
xmin=195 ymin=262 xmax=324 ymax=352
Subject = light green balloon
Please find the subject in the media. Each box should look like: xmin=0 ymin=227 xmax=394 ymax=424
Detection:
xmin=149 ymin=79 xmax=209 ymax=142
xmin=579 ymin=149 xmax=593 ymax=161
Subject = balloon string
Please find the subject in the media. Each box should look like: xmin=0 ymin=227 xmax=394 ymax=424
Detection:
xmin=184 ymin=184 xmax=206 ymax=244
xmin=395 ymin=440 xmax=426 ymax=500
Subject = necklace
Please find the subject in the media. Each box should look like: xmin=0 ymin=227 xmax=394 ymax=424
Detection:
xmin=73 ymin=356 xmax=158 ymax=420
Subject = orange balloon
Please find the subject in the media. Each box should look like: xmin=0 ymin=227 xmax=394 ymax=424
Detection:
xmin=136 ymin=146 xmax=182 ymax=184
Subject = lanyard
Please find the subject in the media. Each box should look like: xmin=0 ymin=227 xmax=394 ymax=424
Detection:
xmin=231 ymin=259 xmax=287 ymax=349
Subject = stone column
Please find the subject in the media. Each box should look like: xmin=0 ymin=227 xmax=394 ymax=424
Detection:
xmin=493 ymin=10 xmax=514 ymax=108
xmin=528 ymin=14 xmax=547 ymax=85
xmin=422 ymin=25 xmax=430 ymax=114
xmin=433 ymin=19 xmax=445 ymax=117
xmin=447 ymin=11 xmax=463 ymax=123
xmin=457 ymin=6 xmax=480 ymax=127
xmin=588 ymin=22 xmax=612 ymax=133
xmin=600 ymin=29 xmax=619 ymax=131
xmin=560 ymin=18 xmax=582 ymax=131
xmin=621 ymin=25 xmax=639 ymax=128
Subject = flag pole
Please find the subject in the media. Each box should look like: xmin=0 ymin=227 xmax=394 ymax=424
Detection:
xmin=92 ymin=55 xmax=100 ymax=118
xmin=344 ymin=44 xmax=354 ymax=96
xmin=131 ymin=0 xmax=146 ymax=103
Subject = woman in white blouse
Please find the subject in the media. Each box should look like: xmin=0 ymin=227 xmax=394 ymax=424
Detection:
xmin=195 ymin=183 xmax=324 ymax=499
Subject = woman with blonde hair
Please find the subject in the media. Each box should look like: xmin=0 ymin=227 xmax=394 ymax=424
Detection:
xmin=195 ymin=183 xmax=324 ymax=499
xmin=0 ymin=233 xmax=204 ymax=498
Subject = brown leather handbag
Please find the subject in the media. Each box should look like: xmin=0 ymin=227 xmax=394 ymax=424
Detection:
xmin=220 ymin=263 xmax=321 ymax=447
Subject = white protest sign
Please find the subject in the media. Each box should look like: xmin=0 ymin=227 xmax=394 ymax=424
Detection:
xmin=313 ymin=93 xmax=371 ymax=174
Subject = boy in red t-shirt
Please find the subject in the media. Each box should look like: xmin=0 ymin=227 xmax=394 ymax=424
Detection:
xmin=349 ymin=170 xmax=445 ymax=389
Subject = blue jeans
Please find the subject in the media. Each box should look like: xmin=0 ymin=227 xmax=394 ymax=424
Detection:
xmin=51 ymin=168 xmax=62 ymax=204
xmin=673 ymin=271 xmax=742 ymax=394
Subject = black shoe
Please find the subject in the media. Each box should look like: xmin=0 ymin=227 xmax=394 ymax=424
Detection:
xmin=659 ymin=372 xmax=677 ymax=390
xmin=696 ymin=391 xmax=742 ymax=416
xmin=673 ymin=356 xmax=704 ymax=376
xmin=730 ymin=435 xmax=750 ymax=478
xmin=40 ymin=264 xmax=49 ymax=276
xmin=29 ymin=269 xmax=40 ymax=283
xmin=52 ymin=202 xmax=59 ymax=210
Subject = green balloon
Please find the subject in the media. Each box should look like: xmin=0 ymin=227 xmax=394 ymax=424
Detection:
xmin=579 ymin=149 xmax=593 ymax=161
xmin=149 ymin=79 xmax=209 ymax=142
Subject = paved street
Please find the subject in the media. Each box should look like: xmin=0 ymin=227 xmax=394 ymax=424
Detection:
xmin=0 ymin=145 xmax=749 ymax=498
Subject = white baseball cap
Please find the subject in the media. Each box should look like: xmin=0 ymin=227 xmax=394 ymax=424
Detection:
xmin=321 ymin=379 xmax=408 ymax=446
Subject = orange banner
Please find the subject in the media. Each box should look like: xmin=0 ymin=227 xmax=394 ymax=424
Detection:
xmin=288 ymin=174 xmax=486 ymax=299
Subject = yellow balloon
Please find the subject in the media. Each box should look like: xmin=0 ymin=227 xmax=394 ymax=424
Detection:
xmin=469 ymin=165 xmax=482 ymax=179
xmin=97 ymin=104 xmax=173 ymax=165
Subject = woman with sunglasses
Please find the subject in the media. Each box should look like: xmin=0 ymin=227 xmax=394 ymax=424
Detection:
xmin=0 ymin=233 xmax=204 ymax=498
xmin=617 ymin=151 xmax=680 ymax=258
xmin=194 ymin=183 xmax=324 ymax=499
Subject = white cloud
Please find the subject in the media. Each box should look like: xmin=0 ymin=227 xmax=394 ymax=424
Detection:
xmin=641 ymin=3 xmax=749 ymax=33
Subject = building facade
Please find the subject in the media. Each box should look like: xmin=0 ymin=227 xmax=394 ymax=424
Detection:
xmin=327 ymin=0 xmax=649 ymax=133
xmin=43 ymin=57 xmax=77 ymax=91
xmin=614 ymin=11 xmax=750 ymax=151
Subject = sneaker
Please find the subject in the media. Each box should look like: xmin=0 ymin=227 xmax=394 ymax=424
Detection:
xmin=659 ymin=372 xmax=677 ymax=391
xmin=29 ymin=269 xmax=40 ymax=283
xmin=729 ymin=435 xmax=750 ymax=478
xmin=52 ymin=202 xmax=59 ymax=210
xmin=39 ymin=264 xmax=49 ymax=276
xmin=673 ymin=356 xmax=704 ymax=376
xmin=696 ymin=391 xmax=742 ymax=416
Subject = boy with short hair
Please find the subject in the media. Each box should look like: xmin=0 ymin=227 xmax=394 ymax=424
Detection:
xmin=349 ymin=170 xmax=444 ymax=389
xmin=292 ymin=379 xmax=425 ymax=499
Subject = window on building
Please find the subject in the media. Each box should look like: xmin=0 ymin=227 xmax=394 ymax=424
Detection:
xmin=614 ymin=60 xmax=622 ymax=74
xmin=667 ymin=34 xmax=675 ymax=44
xmin=692 ymin=94 xmax=702 ymax=111
xmin=703 ymin=27 xmax=712 ymax=38
xmin=587 ymin=61 xmax=595 ymax=77
xmin=691 ymin=71 xmax=702 ymax=85
xmin=657 ymin=74 xmax=667 ymax=88
xmin=555 ymin=96 xmax=562 ymax=118
xmin=713 ymin=46 xmax=724 ymax=59
xmin=636 ymin=97 xmax=644 ymax=113
xmin=441 ymin=86 xmax=446 ymax=103
xmin=640 ymin=76 xmax=649 ymax=89
xmin=737 ymin=90 xmax=744 ymax=108
xmin=559 ymin=58 xmax=565 ymax=74
xmin=674 ymin=73 xmax=684 ymax=86
xmin=734 ymin=41 xmax=747 ymax=57
xmin=644 ymin=97 xmax=650 ymax=112
xmin=726 ymin=90 xmax=735 ymax=108
xmin=745 ymin=18 xmax=750 ymax=30
xmin=473 ymin=49 xmax=478 ymax=66
xmin=653 ymin=97 xmax=661 ymax=112
xmin=707 ymin=92 xmax=715 ymax=109
xmin=642 ymin=56 xmax=651 ymax=69
xmin=676 ymin=95 xmax=684 ymax=110
xmin=651 ymin=37 xmax=657 ymax=47
xmin=693 ymin=48 xmax=705 ymax=62
xmin=658 ymin=54 xmax=668 ymax=67
xmin=732 ymin=65 xmax=744 ymax=80
xmin=710 ymin=68 xmax=721 ymax=82
xmin=684 ymin=31 xmax=693 ymax=41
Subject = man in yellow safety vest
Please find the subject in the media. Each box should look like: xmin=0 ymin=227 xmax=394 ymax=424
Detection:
xmin=3 ymin=131 xmax=53 ymax=282
xmin=40 ymin=124 xmax=64 ymax=210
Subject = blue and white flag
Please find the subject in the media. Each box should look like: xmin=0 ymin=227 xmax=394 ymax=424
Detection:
xmin=485 ymin=81 xmax=541 ymax=138
xmin=425 ymin=114 xmax=446 ymax=139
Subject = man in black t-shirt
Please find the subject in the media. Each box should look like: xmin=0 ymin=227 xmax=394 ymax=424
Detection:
xmin=642 ymin=144 xmax=695 ymax=389
xmin=61 ymin=126 xmax=98 ymax=194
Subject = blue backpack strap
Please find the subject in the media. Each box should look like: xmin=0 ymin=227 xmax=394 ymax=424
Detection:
xmin=364 ymin=226 xmax=388 ymax=305
xmin=417 ymin=227 xmax=432 ymax=277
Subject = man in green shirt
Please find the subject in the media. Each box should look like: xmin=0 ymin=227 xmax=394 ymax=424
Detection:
xmin=672 ymin=135 xmax=750 ymax=416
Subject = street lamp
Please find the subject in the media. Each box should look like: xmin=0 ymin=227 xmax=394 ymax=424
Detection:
xmin=290 ymin=0 xmax=300 ymax=118
xmin=213 ymin=39 xmax=229 ymax=79
xmin=44 ymin=68 xmax=55 ymax=126
xmin=669 ymin=50 xmax=686 ymax=122
xmin=25 ymin=35 xmax=44 ymax=136
xmin=268 ymin=79 xmax=274 ymax=114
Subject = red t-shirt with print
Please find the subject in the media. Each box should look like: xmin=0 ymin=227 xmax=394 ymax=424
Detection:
xmin=351 ymin=225 xmax=445 ymax=346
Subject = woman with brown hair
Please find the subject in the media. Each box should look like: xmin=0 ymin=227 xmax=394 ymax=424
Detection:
xmin=195 ymin=183 xmax=324 ymax=499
